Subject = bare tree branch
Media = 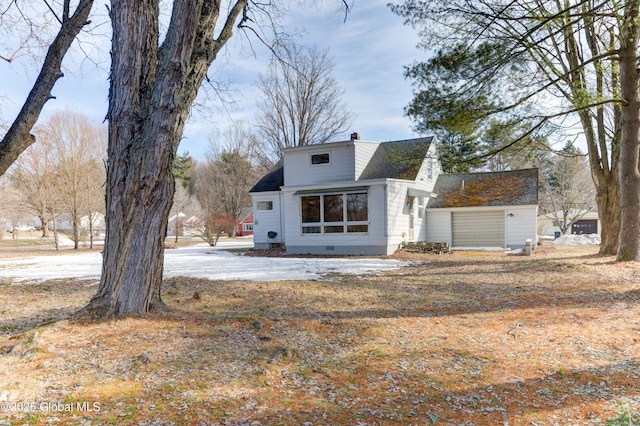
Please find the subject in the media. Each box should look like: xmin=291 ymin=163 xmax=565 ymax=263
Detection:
xmin=0 ymin=0 xmax=94 ymax=176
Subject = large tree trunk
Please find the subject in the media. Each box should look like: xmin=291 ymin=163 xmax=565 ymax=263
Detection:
xmin=596 ymin=182 xmax=621 ymax=255
xmin=569 ymin=21 xmax=621 ymax=256
xmin=78 ymin=0 xmax=248 ymax=318
xmin=577 ymin=107 xmax=621 ymax=256
xmin=78 ymin=0 xmax=170 ymax=317
xmin=618 ymin=0 xmax=640 ymax=261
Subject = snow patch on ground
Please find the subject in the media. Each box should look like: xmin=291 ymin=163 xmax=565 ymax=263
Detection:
xmin=0 ymin=242 xmax=408 ymax=283
xmin=553 ymin=234 xmax=601 ymax=245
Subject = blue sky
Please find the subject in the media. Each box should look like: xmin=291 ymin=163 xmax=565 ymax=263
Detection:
xmin=0 ymin=1 xmax=424 ymax=160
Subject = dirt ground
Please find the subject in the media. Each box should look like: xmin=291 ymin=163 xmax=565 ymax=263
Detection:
xmin=0 ymin=243 xmax=639 ymax=425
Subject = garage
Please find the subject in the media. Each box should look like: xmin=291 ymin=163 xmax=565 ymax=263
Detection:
xmin=426 ymin=169 xmax=539 ymax=249
xmin=571 ymin=219 xmax=597 ymax=235
xmin=452 ymin=211 xmax=505 ymax=247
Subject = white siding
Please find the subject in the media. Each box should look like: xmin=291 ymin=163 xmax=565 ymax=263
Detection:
xmin=426 ymin=210 xmax=451 ymax=245
xmin=252 ymin=193 xmax=283 ymax=247
xmin=413 ymin=143 xmax=441 ymax=190
xmin=354 ymin=141 xmax=381 ymax=180
xmin=425 ymin=206 xmax=539 ymax=249
xmin=386 ymin=181 xmax=411 ymax=248
xmin=387 ymin=181 xmax=434 ymax=245
xmin=284 ymin=144 xmax=355 ymax=186
xmin=414 ymin=196 xmax=427 ymax=241
xmin=506 ymin=206 xmax=538 ymax=248
xmin=282 ymin=183 xmax=391 ymax=254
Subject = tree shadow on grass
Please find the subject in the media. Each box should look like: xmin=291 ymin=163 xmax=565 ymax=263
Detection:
xmin=176 ymin=273 xmax=639 ymax=324
xmin=0 ymin=279 xmax=95 ymax=337
xmin=38 ymin=311 xmax=635 ymax=425
xmin=0 ymin=268 xmax=637 ymax=424
xmin=1 ymin=247 xmax=637 ymax=336
xmin=0 ymin=307 xmax=74 ymax=337
xmin=231 ymin=359 xmax=640 ymax=424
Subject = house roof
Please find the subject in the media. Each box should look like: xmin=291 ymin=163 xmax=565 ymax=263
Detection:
xmin=428 ymin=168 xmax=538 ymax=208
xmin=249 ymin=160 xmax=284 ymax=193
xmin=237 ymin=207 xmax=253 ymax=222
xmin=358 ymin=137 xmax=434 ymax=181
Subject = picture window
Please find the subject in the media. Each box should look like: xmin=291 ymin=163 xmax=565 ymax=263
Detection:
xmin=301 ymin=192 xmax=368 ymax=234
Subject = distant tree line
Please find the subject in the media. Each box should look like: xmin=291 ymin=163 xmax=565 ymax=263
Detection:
xmin=0 ymin=110 xmax=106 ymax=250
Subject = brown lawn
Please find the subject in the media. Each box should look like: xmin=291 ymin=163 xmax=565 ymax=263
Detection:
xmin=0 ymin=243 xmax=639 ymax=425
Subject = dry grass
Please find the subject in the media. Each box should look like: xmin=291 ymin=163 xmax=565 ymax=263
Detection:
xmin=0 ymin=244 xmax=639 ymax=425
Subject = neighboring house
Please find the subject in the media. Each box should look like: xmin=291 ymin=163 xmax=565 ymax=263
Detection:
xmin=538 ymin=210 xmax=600 ymax=237
xmin=425 ymin=169 xmax=539 ymax=249
xmin=167 ymin=212 xmax=186 ymax=237
xmin=50 ymin=213 xmax=73 ymax=233
xmin=183 ymin=215 xmax=204 ymax=237
xmin=250 ymin=135 xmax=539 ymax=254
xmin=168 ymin=212 xmax=204 ymax=237
xmin=236 ymin=209 xmax=254 ymax=237
xmin=80 ymin=213 xmax=106 ymax=237
xmin=49 ymin=213 xmax=106 ymax=237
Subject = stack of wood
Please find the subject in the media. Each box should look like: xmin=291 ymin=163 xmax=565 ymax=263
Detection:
xmin=401 ymin=241 xmax=449 ymax=254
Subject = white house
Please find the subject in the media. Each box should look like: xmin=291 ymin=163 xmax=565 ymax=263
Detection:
xmin=250 ymin=135 xmax=539 ymax=255
xmin=50 ymin=213 xmax=106 ymax=237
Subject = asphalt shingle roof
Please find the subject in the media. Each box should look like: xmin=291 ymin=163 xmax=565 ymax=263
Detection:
xmin=428 ymin=168 xmax=538 ymax=208
xmin=249 ymin=160 xmax=284 ymax=193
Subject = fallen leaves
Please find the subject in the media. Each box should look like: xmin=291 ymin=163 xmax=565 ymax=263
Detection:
xmin=0 ymin=244 xmax=638 ymax=424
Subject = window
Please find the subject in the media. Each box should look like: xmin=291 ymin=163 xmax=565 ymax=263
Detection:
xmin=347 ymin=193 xmax=367 ymax=221
xmin=243 ymin=223 xmax=254 ymax=232
xmin=301 ymin=196 xmax=321 ymax=234
xmin=302 ymin=196 xmax=320 ymax=222
xmin=427 ymin=158 xmax=433 ymax=180
xmin=311 ymin=153 xmax=330 ymax=165
xmin=323 ymin=195 xmax=343 ymax=222
xmin=301 ymin=192 xmax=368 ymax=234
xmin=257 ymin=201 xmax=273 ymax=211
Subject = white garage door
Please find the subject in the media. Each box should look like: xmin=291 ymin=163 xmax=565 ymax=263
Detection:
xmin=452 ymin=211 xmax=505 ymax=247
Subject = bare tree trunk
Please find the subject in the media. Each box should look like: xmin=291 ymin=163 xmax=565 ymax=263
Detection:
xmin=88 ymin=212 xmax=94 ymax=249
xmin=78 ymin=0 xmax=248 ymax=318
xmin=568 ymin=25 xmax=621 ymax=256
xmin=618 ymin=0 xmax=640 ymax=261
xmin=596 ymin=184 xmax=621 ymax=255
xmin=39 ymin=215 xmax=49 ymax=238
xmin=72 ymin=209 xmax=80 ymax=250
xmin=576 ymin=108 xmax=621 ymax=255
xmin=52 ymin=210 xmax=59 ymax=251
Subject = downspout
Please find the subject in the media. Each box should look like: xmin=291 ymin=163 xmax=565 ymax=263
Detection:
xmin=280 ymin=191 xmax=285 ymax=246
xmin=505 ymin=210 xmax=509 ymax=249
xmin=384 ymin=183 xmax=388 ymax=238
